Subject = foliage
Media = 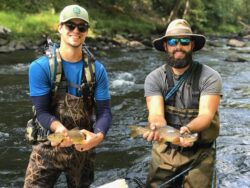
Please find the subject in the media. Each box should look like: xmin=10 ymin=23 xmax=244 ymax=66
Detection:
xmin=0 ymin=0 xmax=249 ymax=39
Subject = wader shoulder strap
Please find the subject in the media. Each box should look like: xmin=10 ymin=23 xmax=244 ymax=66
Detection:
xmin=82 ymin=50 xmax=95 ymax=99
xmin=164 ymin=62 xmax=203 ymax=107
xmin=48 ymin=44 xmax=62 ymax=94
xmin=48 ymin=43 xmax=96 ymax=98
xmin=164 ymin=63 xmax=194 ymax=102
xmin=188 ymin=61 xmax=203 ymax=108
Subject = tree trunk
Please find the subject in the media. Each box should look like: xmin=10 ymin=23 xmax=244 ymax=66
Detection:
xmin=167 ymin=0 xmax=184 ymax=25
xmin=183 ymin=0 xmax=190 ymax=17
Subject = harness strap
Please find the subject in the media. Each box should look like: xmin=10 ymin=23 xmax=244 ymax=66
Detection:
xmin=164 ymin=61 xmax=203 ymax=108
xmin=165 ymin=106 xmax=198 ymax=118
xmin=164 ymin=65 xmax=192 ymax=101
xmin=189 ymin=62 xmax=202 ymax=107
xmin=48 ymin=42 xmax=96 ymax=98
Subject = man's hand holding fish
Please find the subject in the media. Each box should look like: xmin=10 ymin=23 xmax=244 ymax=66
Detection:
xmin=74 ymin=129 xmax=105 ymax=152
xmin=142 ymin=114 xmax=167 ymax=142
xmin=178 ymin=125 xmax=194 ymax=147
xmin=50 ymin=123 xmax=72 ymax=147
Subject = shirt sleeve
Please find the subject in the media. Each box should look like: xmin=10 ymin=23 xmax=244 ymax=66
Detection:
xmin=144 ymin=68 xmax=165 ymax=97
xmin=29 ymin=56 xmax=51 ymax=96
xmin=94 ymin=61 xmax=111 ymax=100
xmin=94 ymin=99 xmax=112 ymax=135
xmin=31 ymin=94 xmax=58 ymax=130
xmin=200 ymin=65 xmax=223 ymax=96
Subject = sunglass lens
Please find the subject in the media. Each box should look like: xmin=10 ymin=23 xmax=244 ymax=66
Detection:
xmin=65 ymin=22 xmax=88 ymax=32
xmin=167 ymin=38 xmax=178 ymax=46
xmin=78 ymin=24 xmax=88 ymax=32
xmin=167 ymin=38 xmax=191 ymax=46
xmin=180 ymin=38 xmax=190 ymax=45
xmin=65 ymin=23 xmax=75 ymax=31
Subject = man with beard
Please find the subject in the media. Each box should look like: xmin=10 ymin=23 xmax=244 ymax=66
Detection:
xmin=24 ymin=5 xmax=111 ymax=187
xmin=143 ymin=19 xmax=222 ymax=188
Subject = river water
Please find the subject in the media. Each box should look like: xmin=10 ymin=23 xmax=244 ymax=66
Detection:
xmin=0 ymin=38 xmax=249 ymax=188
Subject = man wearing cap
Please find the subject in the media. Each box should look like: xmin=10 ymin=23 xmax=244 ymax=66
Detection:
xmin=143 ymin=19 xmax=222 ymax=187
xmin=24 ymin=5 xmax=112 ymax=187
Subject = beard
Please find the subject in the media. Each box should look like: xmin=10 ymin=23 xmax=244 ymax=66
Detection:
xmin=166 ymin=50 xmax=193 ymax=68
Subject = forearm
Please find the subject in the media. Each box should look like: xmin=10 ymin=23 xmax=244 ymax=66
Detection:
xmin=31 ymin=94 xmax=58 ymax=130
xmin=185 ymin=114 xmax=214 ymax=133
xmin=146 ymin=96 xmax=166 ymax=127
xmin=94 ymin=99 xmax=112 ymax=136
xmin=185 ymin=95 xmax=221 ymax=133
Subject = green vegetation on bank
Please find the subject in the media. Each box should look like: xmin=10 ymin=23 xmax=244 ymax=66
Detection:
xmin=0 ymin=8 xmax=160 ymax=40
xmin=0 ymin=0 xmax=249 ymax=40
xmin=0 ymin=10 xmax=58 ymax=39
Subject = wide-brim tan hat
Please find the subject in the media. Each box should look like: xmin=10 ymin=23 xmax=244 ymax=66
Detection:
xmin=153 ymin=19 xmax=206 ymax=52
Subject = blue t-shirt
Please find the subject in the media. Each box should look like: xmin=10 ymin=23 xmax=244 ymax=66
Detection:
xmin=29 ymin=55 xmax=110 ymax=100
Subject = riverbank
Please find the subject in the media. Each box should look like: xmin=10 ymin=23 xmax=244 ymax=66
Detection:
xmin=0 ymin=8 xmax=249 ymax=54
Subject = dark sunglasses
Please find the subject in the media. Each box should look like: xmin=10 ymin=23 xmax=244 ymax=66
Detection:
xmin=64 ymin=22 xmax=89 ymax=32
xmin=167 ymin=38 xmax=191 ymax=46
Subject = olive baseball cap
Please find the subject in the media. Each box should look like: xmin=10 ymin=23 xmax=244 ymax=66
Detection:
xmin=59 ymin=5 xmax=89 ymax=24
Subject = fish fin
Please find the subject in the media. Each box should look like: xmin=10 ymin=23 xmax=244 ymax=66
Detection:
xmin=172 ymin=137 xmax=180 ymax=144
xmin=80 ymin=132 xmax=86 ymax=140
xmin=158 ymin=138 xmax=166 ymax=145
xmin=71 ymin=127 xmax=80 ymax=130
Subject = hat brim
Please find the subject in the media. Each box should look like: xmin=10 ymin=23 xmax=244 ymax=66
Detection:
xmin=153 ymin=34 xmax=206 ymax=52
xmin=60 ymin=17 xmax=89 ymax=24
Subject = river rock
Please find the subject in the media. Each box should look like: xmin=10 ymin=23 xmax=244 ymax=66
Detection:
xmin=0 ymin=26 xmax=11 ymax=39
xmin=127 ymin=40 xmax=147 ymax=50
xmin=0 ymin=45 xmax=15 ymax=53
xmin=225 ymin=54 xmax=247 ymax=62
xmin=0 ymin=38 xmax=8 ymax=46
xmin=113 ymin=34 xmax=130 ymax=45
xmin=206 ymin=40 xmax=224 ymax=47
xmin=227 ymin=39 xmax=246 ymax=47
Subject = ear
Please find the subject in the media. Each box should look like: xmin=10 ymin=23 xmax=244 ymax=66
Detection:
xmin=191 ymin=40 xmax=195 ymax=51
xmin=163 ymin=41 xmax=168 ymax=52
xmin=58 ymin=24 xmax=63 ymax=34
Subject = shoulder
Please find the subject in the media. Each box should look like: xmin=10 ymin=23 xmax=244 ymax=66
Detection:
xmin=94 ymin=60 xmax=106 ymax=70
xmin=200 ymin=64 xmax=222 ymax=81
xmin=199 ymin=64 xmax=222 ymax=95
xmin=30 ymin=55 xmax=49 ymax=70
xmin=94 ymin=60 xmax=108 ymax=78
xmin=145 ymin=65 xmax=166 ymax=82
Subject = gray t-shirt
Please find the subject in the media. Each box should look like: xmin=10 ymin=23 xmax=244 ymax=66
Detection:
xmin=144 ymin=63 xmax=222 ymax=108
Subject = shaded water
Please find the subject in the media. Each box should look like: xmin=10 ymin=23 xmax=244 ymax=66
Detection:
xmin=0 ymin=39 xmax=249 ymax=187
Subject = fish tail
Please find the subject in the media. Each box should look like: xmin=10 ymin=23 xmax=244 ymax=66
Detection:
xmin=128 ymin=126 xmax=140 ymax=138
xmin=128 ymin=126 xmax=147 ymax=138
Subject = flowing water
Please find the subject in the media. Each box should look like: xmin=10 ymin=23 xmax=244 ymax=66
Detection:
xmin=0 ymin=38 xmax=249 ymax=188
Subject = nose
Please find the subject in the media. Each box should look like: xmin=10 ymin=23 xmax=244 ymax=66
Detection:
xmin=175 ymin=42 xmax=182 ymax=49
xmin=72 ymin=27 xmax=80 ymax=33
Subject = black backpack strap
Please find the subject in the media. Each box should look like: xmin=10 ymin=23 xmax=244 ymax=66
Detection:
xmin=78 ymin=44 xmax=96 ymax=99
xmin=46 ymin=41 xmax=62 ymax=95
xmin=45 ymin=40 xmax=96 ymax=99
xmin=189 ymin=62 xmax=203 ymax=108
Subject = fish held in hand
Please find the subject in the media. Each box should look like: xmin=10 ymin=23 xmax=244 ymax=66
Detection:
xmin=47 ymin=129 xmax=86 ymax=145
xmin=128 ymin=125 xmax=198 ymax=144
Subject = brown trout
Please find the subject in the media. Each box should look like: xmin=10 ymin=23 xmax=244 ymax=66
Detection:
xmin=47 ymin=129 xmax=86 ymax=145
xmin=128 ymin=125 xmax=198 ymax=144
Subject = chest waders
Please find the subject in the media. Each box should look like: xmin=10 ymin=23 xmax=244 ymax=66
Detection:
xmin=24 ymin=43 xmax=96 ymax=188
xmin=146 ymin=62 xmax=219 ymax=188
xmin=49 ymin=45 xmax=96 ymax=132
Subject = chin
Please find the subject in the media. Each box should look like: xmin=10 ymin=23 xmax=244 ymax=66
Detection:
xmin=69 ymin=41 xmax=82 ymax=47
